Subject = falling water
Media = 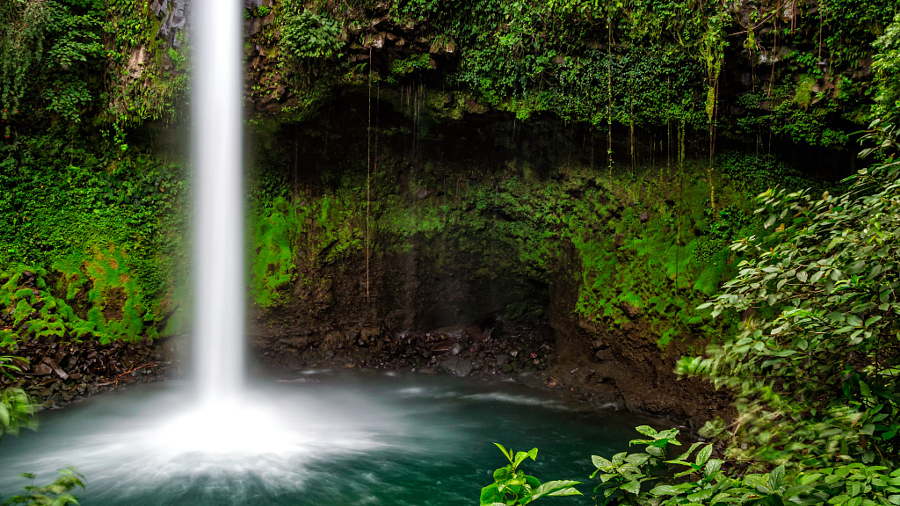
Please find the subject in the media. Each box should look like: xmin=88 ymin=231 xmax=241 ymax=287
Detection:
xmin=191 ymin=0 xmax=244 ymax=403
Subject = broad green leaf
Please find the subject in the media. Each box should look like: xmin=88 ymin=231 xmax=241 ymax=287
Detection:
xmin=591 ymin=455 xmax=612 ymax=469
xmin=768 ymin=465 xmax=785 ymax=490
xmin=695 ymin=444 xmax=713 ymax=466
xmin=672 ymin=442 xmax=704 ymax=462
xmin=635 ymin=425 xmax=658 ymax=437
xmin=494 ymin=443 xmax=512 ymax=461
xmin=525 ymin=480 xmax=582 ymax=503
xmin=649 ymin=485 xmax=683 ymax=497
xmin=620 ymin=480 xmax=641 ymax=495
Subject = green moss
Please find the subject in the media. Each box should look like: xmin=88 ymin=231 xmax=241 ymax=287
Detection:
xmin=13 ymin=300 xmax=33 ymax=327
xmin=249 ymin=191 xmax=364 ymax=307
xmin=12 ymin=288 xmax=33 ymax=302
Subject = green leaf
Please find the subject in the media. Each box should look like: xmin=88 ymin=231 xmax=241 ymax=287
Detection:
xmin=0 ymin=401 xmax=9 ymax=428
xmin=672 ymin=442 xmax=705 ymax=462
xmin=705 ymin=459 xmax=723 ymax=476
xmin=649 ymin=485 xmax=683 ymax=497
xmin=592 ymin=455 xmax=612 ymax=469
xmin=625 ymin=453 xmax=650 ymax=466
xmin=525 ymin=480 xmax=582 ymax=503
xmin=635 ymin=425 xmax=658 ymax=437
xmin=768 ymin=465 xmax=785 ymax=490
xmin=695 ymin=444 xmax=713 ymax=466
xmin=620 ymin=480 xmax=641 ymax=495
xmin=494 ymin=443 xmax=513 ymax=462
xmin=514 ymin=449 xmax=538 ymax=468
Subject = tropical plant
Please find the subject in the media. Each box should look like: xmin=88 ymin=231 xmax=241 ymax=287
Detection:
xmin=867 ymin=12 xmax=900 ymax=155
xmin=0 ymin=356 xmax=34 ymax=441
xmin=480 ymin=444 xmax=582 ymax=505
xmin=1 ymin=468 xmax=85 ymax=506
xmin=589 ymin=426 xmax=900 ymax=506
xmin=681 ymin=157 xmax=900 ymax=468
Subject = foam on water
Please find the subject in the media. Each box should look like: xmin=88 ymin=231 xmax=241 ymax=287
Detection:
xmin=0 ymin=382 xmax=412 ymax=501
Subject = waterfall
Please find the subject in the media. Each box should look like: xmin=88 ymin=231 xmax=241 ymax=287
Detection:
xmin=191 ymin=0 xmax=245 ymax=404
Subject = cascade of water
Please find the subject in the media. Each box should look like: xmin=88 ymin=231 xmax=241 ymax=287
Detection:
xmin=191 ymin=0 xmax=244 ymax=404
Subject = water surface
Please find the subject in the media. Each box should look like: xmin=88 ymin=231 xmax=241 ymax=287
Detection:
xmin=0 ymin=371 xmax=650 ymax=505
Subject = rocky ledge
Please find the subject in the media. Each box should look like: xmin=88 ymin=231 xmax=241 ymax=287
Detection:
xmin=1 ymin=336 xmax=171 ymax=409
xmin=254 ymin=319 xmax=638 ymax=413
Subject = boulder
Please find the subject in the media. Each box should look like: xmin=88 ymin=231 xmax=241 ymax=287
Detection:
xmin=438 ymin=356 xmax=473 ymax=377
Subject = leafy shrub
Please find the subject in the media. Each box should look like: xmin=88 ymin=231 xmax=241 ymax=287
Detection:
xmin=0 ymin=356 xmax=34 ymax=441
xmin=1 ymin=468 xmax=85 ymax=506
xmin=280 ymin=3 xmax=343 ymax=64
xmin=684 ymin=159 xmax=900 ymax=467
xmin=480 ymin=444 xmax=581 ymax=505
xmin=869 ymin=13 xmax=900 ymax=153
xmin=589 ymin=426 xmax=900 ymax=506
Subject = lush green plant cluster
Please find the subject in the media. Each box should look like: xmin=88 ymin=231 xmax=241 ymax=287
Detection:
xmin=0 ymin=0 xmax=189 ymax=137
xmin=490 ymin=424 xmax=900 ymax=505
xmin=870 ymin=13 xmax=900 ymax=154
xmin=250 ymin=192 xmax=364 ymax=307
xmin=0 ymin=134 xmax=188 ymax=348
xmin=683 ymin=158 xmax=900 ymax=467
xmin=1 ymin=469 xmax=85 ymax=506
xmin=269 ymin=0 xmax=894 ymax=148
xmin=279 ymin=0 xmax=344 ymax=78
xmin=1 ymin=355 xmax=85 ymax=506
xmin=592 ymin=426 xmax=900 ymax=506
xmin=0 ymin=356 xmax=33 ymax=442
xmin=0 ymin=0 xmax=105 ymax=135
xmin=480 ymin=444 xmax=581 ymax=505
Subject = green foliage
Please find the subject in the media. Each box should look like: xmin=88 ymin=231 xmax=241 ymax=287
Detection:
xmin=869 ymin=13 xmax=900 ymax=154
xmin=591 ymin=425 xmax=682 ymax=503
xmin=0 ymin=1 xmax=50 ymax=138
xmin=1 ymin=468 xmax=85 ymax=506
xmin=684 ymin=159 xmax=900 ymax=467
xmin=717 ymin=152 xmax=819 ymax=199
xmin=280 ymin=2 xmax=343 ymax=64
xmin=250 ymin=192 xmax=363 ymax=307
xmin=0 ymin=357 xmax=35 ymax=442
xmin=480 ymin=444 xmax=581 ymax=505
xmin=588 ymin=426 xmax=900 ymax=506
xmin=0 ymin=134 xmax=188 ymax=346
xmin=386 ymin=54 xmax=433 ymax=83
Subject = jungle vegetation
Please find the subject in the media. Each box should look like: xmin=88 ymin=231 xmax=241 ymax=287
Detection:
xmin=0 ymin=0 xmax=899 ymax=505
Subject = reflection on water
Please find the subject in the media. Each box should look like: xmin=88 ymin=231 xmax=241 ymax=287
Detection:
xmin=0 ymin=371 xmax=648 ymax=506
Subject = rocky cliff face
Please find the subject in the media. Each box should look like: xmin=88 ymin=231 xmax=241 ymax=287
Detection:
xmin=235 ymin=95 xmax=761 ymax=424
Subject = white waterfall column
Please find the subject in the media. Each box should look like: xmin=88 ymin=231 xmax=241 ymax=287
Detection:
xmin=191 ymin=0 xmax=245 ymax=404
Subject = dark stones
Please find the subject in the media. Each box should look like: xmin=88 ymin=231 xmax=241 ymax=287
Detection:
xmin=438 ymin=356 xmax=473 ymax=377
